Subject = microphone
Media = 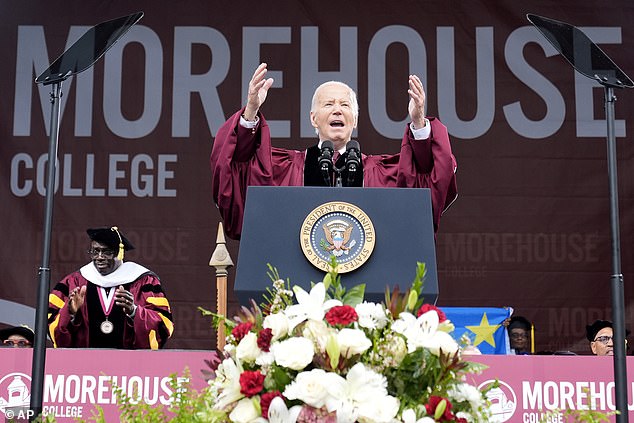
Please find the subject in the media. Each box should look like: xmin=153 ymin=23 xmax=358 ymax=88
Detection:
xmin=318 ymin=140 xmax=334 ymax=186
xmin=345 ymin=140 xmax=361 ymax=186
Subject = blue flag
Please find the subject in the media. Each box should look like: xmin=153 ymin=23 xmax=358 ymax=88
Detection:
xmin=441 ymin=307 xmax=512 ymax=354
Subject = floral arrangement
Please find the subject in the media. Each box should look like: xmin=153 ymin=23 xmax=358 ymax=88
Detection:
xmin=200 ymin=262 xmax=491 ymax=423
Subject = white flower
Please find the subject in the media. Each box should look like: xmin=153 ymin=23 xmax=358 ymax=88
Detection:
xmin=302 ymin=319 xmax=333 ymax=353
xmin=355 ymin=302 xmax=389 ymax=330
xmin=391 ymin=310 xmax=459 ymax=356
xmin=283 ymin=368 xmax=332 ymax=409
xmin=271 ymin=337 xmax=314 ymax=370
xmin=337 ymin=328 xmax=372 ymax=358
xmin=267 ymin=396 xmax=301 ymax=423
xmin=212 ymin=358 xmax=244 ymax=410
xmin=402 ymin=409 xmax=435 ymax=423
xmin=284 ymin=283 xmax=341 ymax=330
xmin=448 ymin=383 xmax=485 ymax=411
xmin=263 ymin=312 xmax=290 ymax=341
xmin=324 ymin=363 xmax=399 ymax=423
xmin=255 ymin=351 xmax=275 ymax=367
xmin=236 ymin=332 xmax=261 ymax=362
xmin=228 ymin=397 xmax=262 ymax=423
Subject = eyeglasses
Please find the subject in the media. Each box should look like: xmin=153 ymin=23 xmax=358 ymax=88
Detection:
xmin=87 ymin=248 xmax=115 ymax=258
xmin=510 ymin=333 xmax=529 ymax=339
xmin=594 ymin=336 xmax=613 ymax=344
xmin=3 ymin=340 xmax=31 ymax=348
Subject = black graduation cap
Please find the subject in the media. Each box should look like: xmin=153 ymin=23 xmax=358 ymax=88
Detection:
xmin=86 ymin=226 xmax=135 ymax=260
xmin=508 ymin=316 xmax=532 ymax=332
xmin=586 ymin=319 xmax=612 ymax=342
xmin=0 ymin=325 xmax=35 ymax=344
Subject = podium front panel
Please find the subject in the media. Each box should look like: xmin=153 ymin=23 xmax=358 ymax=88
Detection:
xmin=235 ymin=186 xmax=438 ymax=305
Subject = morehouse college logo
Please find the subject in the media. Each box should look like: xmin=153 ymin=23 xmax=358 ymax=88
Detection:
xmin=478 ymin=379 xmax=517 ymax=422
xmin=0 ymin=372 xmax=32 ymax=420
xmin=300 ymin=201 xmax=376 ymax=273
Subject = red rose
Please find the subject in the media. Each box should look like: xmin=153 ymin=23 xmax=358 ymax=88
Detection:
xmin=232 ymin=322 xmax=254 ymax=342
xmin=239 ymin=370 xmax=265 ymax=397
xmin=425 ymin=396 xmax=454 ymax=421
xmin=260 ymin=391 xmax=283 ymax=418
xmin=257 ymin=328 xmax=273 ymax=352
xmin=325 ymin=305 xmax=358 ymax=326
xmin=417 ymin=304 xmax=447 ymax=322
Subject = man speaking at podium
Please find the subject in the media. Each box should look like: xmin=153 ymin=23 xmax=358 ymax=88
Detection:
xmin=211 ymin=63 xmax=457 ymax=239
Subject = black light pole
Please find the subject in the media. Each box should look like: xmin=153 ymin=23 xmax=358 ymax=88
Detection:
xmin=527 ymin=14 xmax=633 ymax=422
xmin=30 ymin=13 xmax=143 ymax=420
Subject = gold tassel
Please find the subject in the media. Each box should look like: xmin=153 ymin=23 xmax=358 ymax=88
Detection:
xmin=111 ymin=226 xmax=125 ymax=261
xmin=530 ymin=323 xmax=535 ymax=354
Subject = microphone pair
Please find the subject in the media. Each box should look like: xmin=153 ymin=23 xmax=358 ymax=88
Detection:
xmin=318 ymin=140 xmax=361 ymax=187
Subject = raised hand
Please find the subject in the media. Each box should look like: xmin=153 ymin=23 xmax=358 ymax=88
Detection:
xmin=244 ymin=63 xmax=275 ymax=121
xmin=407 ymin=75 xmax=427 ymax=129
xmin=68 ymin=285 xmax=86 ymax=315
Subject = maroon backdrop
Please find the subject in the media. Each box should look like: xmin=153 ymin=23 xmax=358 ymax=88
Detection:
xmin=1 ymin=1 xmax=632 ymax=353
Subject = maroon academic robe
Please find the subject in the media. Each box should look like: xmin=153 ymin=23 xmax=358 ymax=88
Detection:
xmin=210 ymin=109 xmax=457 ymax=239
xmin=48 ymin=263 xmax=174 ymax=349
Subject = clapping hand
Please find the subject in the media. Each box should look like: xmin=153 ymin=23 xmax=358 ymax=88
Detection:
xmin=115 ymin=286 xmax=136 ymax=316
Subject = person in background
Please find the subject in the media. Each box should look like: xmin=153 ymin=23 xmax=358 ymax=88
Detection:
xmin=48 ymin=226 xmax=174 ymax=349
xmin=506 ymin=316 xmax=533 ymax=355
xmin=0 ymin=325 xmax=34 ymax=348
xmin=210 ymin=62 xmax=457 ymax=239
xmin=586 ymin=319 xmax=615 ymax=356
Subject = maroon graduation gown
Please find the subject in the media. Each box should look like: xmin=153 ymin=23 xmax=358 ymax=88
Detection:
xmin=210 ymin=109 xmax=457 ymax=239
xmin=48 ymin=268 xmax=173 ymax=349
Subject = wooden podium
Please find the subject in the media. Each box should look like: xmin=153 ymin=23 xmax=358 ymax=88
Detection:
xmin=234 ymin=186 xmax=438 ymax=305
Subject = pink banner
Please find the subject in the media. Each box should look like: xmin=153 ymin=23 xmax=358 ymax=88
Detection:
xmin=0 ymin=349 xmax=210 ymax=421
xmin=0 ymin=350 xmax=631 ymax=422
xmin=467 ymin=355 xmax=634 ymax=422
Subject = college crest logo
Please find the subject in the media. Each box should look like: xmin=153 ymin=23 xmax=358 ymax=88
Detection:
xmin=478 ymin=379 xmax=517 ymax=422
xmin=300 ymin=201 xmax=375 ymax=273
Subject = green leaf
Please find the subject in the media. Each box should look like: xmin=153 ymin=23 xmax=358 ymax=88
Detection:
xmin=342 ymin=283 xmax=365 ymax=306
xmin=271 ymin=365 xmax=292 ymax=389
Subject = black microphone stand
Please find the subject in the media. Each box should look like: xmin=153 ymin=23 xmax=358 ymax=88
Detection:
xmin=30 ymin=12 xmax=143 ymax=421
xmin=528 ymin=14 xmax=633 ymax=423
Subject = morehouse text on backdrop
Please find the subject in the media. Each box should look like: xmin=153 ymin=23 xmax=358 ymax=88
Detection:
xmin=1 ymin=0 xmax=633 ymax=351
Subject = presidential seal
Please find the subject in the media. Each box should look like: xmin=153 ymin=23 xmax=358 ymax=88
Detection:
xmin=300 ymin=201 xmax=376 ymax=273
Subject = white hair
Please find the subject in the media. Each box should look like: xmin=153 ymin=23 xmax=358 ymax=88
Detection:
xmin=310 ymin=81 xmax=359 ymax=135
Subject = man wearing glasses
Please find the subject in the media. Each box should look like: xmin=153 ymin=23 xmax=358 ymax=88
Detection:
xmin=0 ymin=325 xmax=34 ymax=348
xmin=47 ymin=227 xmax=173 ymax=349
xmin=586 ymin=319 xmax=615 ymax=356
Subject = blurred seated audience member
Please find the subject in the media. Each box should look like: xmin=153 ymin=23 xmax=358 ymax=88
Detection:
xmin=0 ymin=325 xmax=34 ymax=348
xmin=586 ymin=319 xmax=615 ymax=356
xmin=506 ymin=316 xmax=533 ymax=355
